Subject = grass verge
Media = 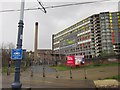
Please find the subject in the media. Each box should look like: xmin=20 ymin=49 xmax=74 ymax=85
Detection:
xmin=104 ymin=75 xmax=120 ymax=81
xmin=52 ymin=62 xmax=119 ymax=71
xmin=2 ymin=65 xmax=29 ymax=73
xmin=52 ymin=65 xmax=71 ymax=71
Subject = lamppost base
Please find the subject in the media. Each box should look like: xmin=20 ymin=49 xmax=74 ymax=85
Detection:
xmin=11 ymin=82 xmax=22 ymax=89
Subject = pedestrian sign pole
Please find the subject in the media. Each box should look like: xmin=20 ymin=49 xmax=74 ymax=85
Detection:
xmin=11 ymin=49 xmax=23 ymax=60
xmin=11 ymin=0 xmax=25 ymax=88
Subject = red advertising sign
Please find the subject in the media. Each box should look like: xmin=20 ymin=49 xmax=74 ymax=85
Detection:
xmin=66 ymin=55 xmax=85 ymax=66
xmin=66 ymin=56 xmax=75 ymax=66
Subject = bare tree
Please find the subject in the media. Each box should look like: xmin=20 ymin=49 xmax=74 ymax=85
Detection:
xmin=0 ymin=49 xmax=2 ymax=68
xmin=0 ymin=42 xmax=15 ymax=67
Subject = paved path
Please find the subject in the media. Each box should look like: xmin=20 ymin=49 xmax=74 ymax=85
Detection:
xmin=31 ymin=65 xmax=118 ymax=80
xmin=2 ymin=65 xmax=119 ymax=88
xmin=32 ymin=65 xmax=56 ymax=73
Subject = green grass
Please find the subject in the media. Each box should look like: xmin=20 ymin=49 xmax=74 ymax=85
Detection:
xmin=85 ymin=62 xmax=119 ymax=69
xmin=52 ymin=65 xmax=71 ymax=71
xmin=52 ymin=62 xmax=119 ymax=71
xmin=100 ymin=62 xmax=119 ymax=67
xmin=104 ymin=75 xmax=120 ymax=80
xmin=2 ymin=65 xmax=29 ymax=73
xmin=2 ymin=66 xmax=15 ymax=73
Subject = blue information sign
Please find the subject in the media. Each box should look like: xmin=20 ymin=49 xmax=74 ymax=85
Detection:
xmin=11 ymin=48 xmax=23 ymax=60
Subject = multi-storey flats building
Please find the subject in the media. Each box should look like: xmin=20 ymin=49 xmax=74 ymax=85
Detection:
xmin=52 ymin=12 xmax=120 ymax=59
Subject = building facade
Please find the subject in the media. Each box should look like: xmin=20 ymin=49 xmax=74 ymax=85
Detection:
xmin=52 ymin=11 xmax=120 ymax=59
xmin=37 ymin=49 xmax=53 ymax=64
xmin=27 ymin=49 xmax=55 ymax=65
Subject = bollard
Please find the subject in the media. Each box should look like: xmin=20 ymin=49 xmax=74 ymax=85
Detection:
xmin=70 ymin=67 xmax=72 ymax=79
xmin=7 ymin=67 xmax=10 ymax=76
xmin=30 ymin=66 xmax=33 ymax=77
xmin=43 ymin=67 xmax=45 ymax=77
xmin=31 ymin=70 xmax=33 ymax=77
xmin=84 ymin=68 xmax=87 ymax=79
xmin=56 ymin=69 xmax=58 ymax=78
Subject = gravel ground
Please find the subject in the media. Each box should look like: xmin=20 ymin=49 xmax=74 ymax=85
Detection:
xmin=94 ymin=79 xmax=119 ymax=88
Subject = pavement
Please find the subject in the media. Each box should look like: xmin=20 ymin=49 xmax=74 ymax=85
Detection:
xmin=2 ymin=65 xmax=119 ymax=89
xmin=32 ymin=65 xmax=56 ymax=73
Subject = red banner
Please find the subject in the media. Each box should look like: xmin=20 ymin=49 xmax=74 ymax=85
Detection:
xmin=66 ymin=56 xmax=75 ymax=66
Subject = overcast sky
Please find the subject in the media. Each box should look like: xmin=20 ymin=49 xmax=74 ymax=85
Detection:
xmin=0 ymin=0 xmax=119 ymax=51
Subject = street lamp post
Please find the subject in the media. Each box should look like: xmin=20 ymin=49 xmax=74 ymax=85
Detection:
xmin=11 ymin=0 xmax=25 ymax=88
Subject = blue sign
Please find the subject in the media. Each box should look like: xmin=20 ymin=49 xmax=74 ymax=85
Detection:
xmin=11 ymin=48 xmax=23 ymax=60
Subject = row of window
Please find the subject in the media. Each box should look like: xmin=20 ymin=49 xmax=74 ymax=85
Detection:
xmin=100 ymin=15 xmax=120 ymax=19
xmin=54 ymin=18 xmax=91 ymax=38
xmin=78 ymin=35 xmax=90 ymax=41
xmin=54 ymin=44 xmax=118 ymax=56
xmin=54 ymin=12 xmax=119 ymax=38
xmin=102 ymin=47 xmax=113 ymax=50
xmin=54 ymin=23 xmax=91 ymax=41
xmin=54 ymin=19 xmax=119 ymax=42
xmin=109 ymin=12 xmax=120 ymax=16
xmin=53 ymin=12 xmax=120 ymax=51
xmin=60 ymin=49 xmax=93 ymax=54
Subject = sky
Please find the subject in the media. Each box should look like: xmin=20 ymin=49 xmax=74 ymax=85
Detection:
xmin=0 ymin=0 xmax=119 ymax=51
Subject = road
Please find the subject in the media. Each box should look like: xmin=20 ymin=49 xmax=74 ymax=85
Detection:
xmin=2 ymin=65 xmax=119 ymax=88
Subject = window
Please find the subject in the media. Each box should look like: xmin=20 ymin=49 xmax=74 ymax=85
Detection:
xmin=107 ymin=40 xmax=111 ymax=42
xmin=105 ymin=18 xmax=109 ymax=22
xmin=118 ymin=19 xmax=120 ymax=22
xmin=101 ymin=23 xmax=105 ymax=26
xmin=109 ymin=13 xmax=112 ymax=16
xmin=110 ymin=26 xmax=113 ymax=29
xmin=118 ymin=16 xmax=120 ymax=19
xmin=103 ymin=47 xmax=107 ymax=50
xmin=119 ymin=26 xmax=120 ymax=28
xmin=110 ymin=20 xmax=112 ymax=23
xmin=106 ymin=29 xmax=110 ymax=32
xmin=107 ymin=42 xmax=112 ymax=47
xmin=101 ymin=17 xmax=104 ymax=19
xmin=113 ymin=27 xmax=118 ymax=30
xmin=106 ymin=23 xmax=109 ymax=26
xmin=110 ymin=23 xmax=113 ymax=26
xmin=102 ymin=40 xmax=107 ymax=43
xmin=111 ymin=30 xmax=114 ymax=32
xmin=83 ymin=20 xmax=85 ymax=23
xmin=106 ymin=25 xmax=110 ymax=28
xmin=110 ymin=17 xmax=112 ymax=19
xmin=102 ymin=29 xmax=106 ymax=33
xmin=117 ymin=13 xmax=120 ymax=15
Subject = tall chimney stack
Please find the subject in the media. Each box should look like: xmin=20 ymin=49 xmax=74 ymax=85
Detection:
xmin=34 ymin=22 xmax=38 ymax=62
